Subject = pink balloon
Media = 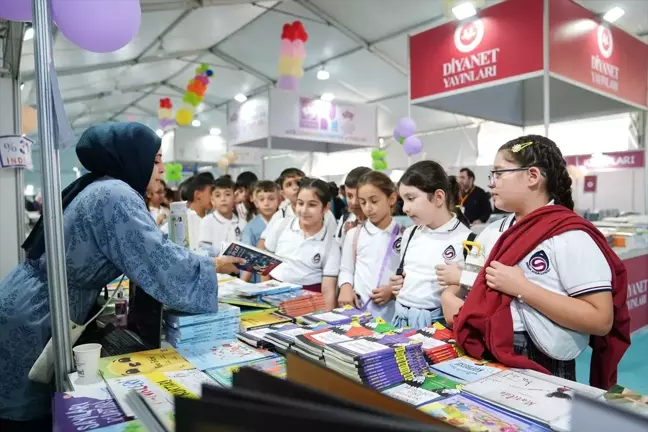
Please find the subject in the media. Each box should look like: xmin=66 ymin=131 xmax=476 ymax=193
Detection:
xmin=280 ymin=39 xmax=293 ymax=57
xmin=291 ymin=40 xmax=306 ymax=59
xmin=0 ymin=0 xmax=32 ymax=22
xmin=52 ymin=0 xmax=141 ymax=53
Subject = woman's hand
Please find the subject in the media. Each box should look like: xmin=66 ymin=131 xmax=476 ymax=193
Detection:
xmin=214 ymin=256 xmax=247 ymax=274
xmin=485 ymin=261 xmax=526 ymax=296
xmin=389 ymin=273 xmax=405 ymax=297
xmin=436 ymin=262 xmax=462 ymax=286
xmin=370 ymin=285 xmax=393 ymax=306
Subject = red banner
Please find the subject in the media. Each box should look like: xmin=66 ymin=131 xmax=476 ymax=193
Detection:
xmin=409 ymin=0 xmax=543 ymax=101
xmin=549 ymin=0 xmax=648 ymax=108
xmin=564 ymin=150 xmax=644 ymax=169
xmin=624 ymin=254 xmax=648 ymax=333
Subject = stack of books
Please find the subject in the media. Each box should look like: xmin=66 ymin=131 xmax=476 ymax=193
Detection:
xmin=262 ymin=322 xmax=332 ymax=353
xmin=406 ymin=322 xmax=465 ymax=364
xmin=293 ymin=323 xmax=377 ymax=362
xmin=165 ymin=303 xmax=241 ymax=349
xmin=262 ymin=289 xmax=326 ymax=317
xmin=205 ymin=356 xmax=287 ymax=387
xmin=235 ymin=279 xmax=302 ymax=297
xmin=300 ymin=305 xmax=372 ymax=326
xmin=239 ymin=310 xmax=293 ymax=331
xmin=176 ymin=340 xmax=277 ymax=372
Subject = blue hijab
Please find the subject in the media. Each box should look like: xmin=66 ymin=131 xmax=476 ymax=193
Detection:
xmin=22 ymin=122 xmax=161 ymax=260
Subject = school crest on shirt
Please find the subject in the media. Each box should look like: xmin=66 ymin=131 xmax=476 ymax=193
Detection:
xmin=392 ymin=237 xmax=402 ymax=253
xmin=442 ymin=245 xmax=456 ymax=260
xmin=312 ymin=253 xmax=321 ymax=264
xmin=527 ymin=250 xmax=550 ymax=275
xmin=235 ymin=226 xmax=241 ymax=238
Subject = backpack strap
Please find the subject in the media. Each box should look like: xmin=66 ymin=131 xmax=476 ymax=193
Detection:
xmin=337 ymin=212 xmax=351 ymax=238
xmin=396 ymin=226 xmax=418 ymax=276
xmin=462 ymin=232 xmax=477 ymax=260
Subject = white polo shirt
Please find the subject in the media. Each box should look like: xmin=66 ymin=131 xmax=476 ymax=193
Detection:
xmin=260 ymin=203 xmax=337 ymax=241
xmin=397 ymin=217 xmax=474 ymax=310
xmin=187 ymin=208 xmax=203 ymax=251
xmin=199 ymin=211 xmax=246 ymax=252
xmin=334 ymin=213 xmax=357 ymax=245
xmin=265 ymin=217 xmax=341 ymax=286
xmin=338 ymin=219 xmax=403 ymax=320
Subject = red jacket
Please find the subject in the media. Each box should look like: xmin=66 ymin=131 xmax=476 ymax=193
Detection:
xmin=453 ymin=205 xmax=631 ymax=390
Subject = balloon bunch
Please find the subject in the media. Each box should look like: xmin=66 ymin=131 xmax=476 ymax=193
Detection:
xmin=393 ymin=117 xmax=422 ymax=156
xmin=0 ymin=0 xmax=141 ymax=53
xmin=277 ymin=21 xmax=309 ymax=91
xmin=158 ymin=98 xmax=175 ymax=130
xmin=371 ymin=149 xmax=388 ymax=171
xmin=217 ymin=152 xmax=239 ymax=173
xmin=165 ymin=163 xmax=183 ymax=183
xmin=176 ymin=63 xmax=214 ymax=127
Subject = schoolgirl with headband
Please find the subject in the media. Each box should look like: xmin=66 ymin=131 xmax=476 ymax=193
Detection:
xmin=389 ymin=161 xmax=475 ymax=329
xmin=264 ymin=178 xmax=341 ymax=310
xmin=338 ymin=171 xmax=402 ymax=321
xmin=452 ymin=135 xmax=629 ymax=388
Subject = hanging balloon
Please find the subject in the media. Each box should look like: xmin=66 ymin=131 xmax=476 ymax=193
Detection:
xmin=165 ymin=163 xmax=183 ymax=182
xmin=403 ymin=135 xmax=423 ymax=156
xmin=217 ymin=157 xmax=230 ymax=170
xmin=176 ymin=108 xmax=193 ymax=126
xmin=227 ymin=152 xmax=238 ymax=163
xmin=0 ymin=0 xmax=32 ymax=21
xmin=22 ymin=105 xmax=37 ymax=135
xmin=372 ymin=160 xmax=387 ymax=170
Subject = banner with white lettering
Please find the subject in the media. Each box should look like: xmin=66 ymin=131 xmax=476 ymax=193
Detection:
xmin=565 ymin=150 xmax=645 ymax=169
xmin=0 ymin=135 xmax=34 ymax=170
xmin=624 ymin=254 xmax=648 ymax=333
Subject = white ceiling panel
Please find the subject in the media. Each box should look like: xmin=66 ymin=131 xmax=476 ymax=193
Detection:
xmin=372 ymin=19 xmax=442 ymax=70
xmin=297 ymin=69 xmax=370 ymax=103
xmin=194 ymin=109 xmax=228 ymax=133
xmin=118 ymin=58 xmax=197 ymax=89
xmin=308 ymin=0 xmax=445 ymax=42
xmin=73 ymin=113 xmax=114 ymax=127
xmin=159 ymin=3 xmax=276 ymax=52
xmin=86 ymin=92 xmax=144 ymax=114
xmin=218 ymin=1 xmax=358 ymax=79
xmin=63 ymin=102 xmax=91 ymax=120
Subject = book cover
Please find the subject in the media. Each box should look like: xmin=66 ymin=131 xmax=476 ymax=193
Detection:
xmin=165 ymin=303 xmax=241 ymax=328
xmin=54 ymin=387 xmax=127 ymax=432
xmin=419 ymin=394 xmax=549 ymax=431
xmin=239 ymin=311 xmax=293 ymax=330
xmin=236 ymin=279 xmax=303 ymax=297
xmin=362 ymin=317 xmax=399 ymax=334
xmin=205 ymin=356 xmax=285 ymax=387
xmin=237 ymin=326 xmax=277 ymax=347
xmin=382 ymin=382 xmax=442 ymax=407
xmin=166 ymin=319 xmax=239 ymax=341
xmin=261 ymin=289 xmax=320 ymax=306
xmin=429 ymin=356 xmax=507 ymax=384
xmin=405 ymin=372 xmax=463 ymax=397
xmin=105 ymin=369 xmax=212 ymax=418
xmin=604 ymin=384 xmax=648 ymax=417
xmin=99 ymin=348 xmax=194 ymax=379
xmin=93 ymin=420 xmax=146 ymax=431
xmin=462 ymin=369 xmax=577 ymax=426
xmin=176 ymin=340 xmax=275 ymax=371
xmin=222 ymin=241 xmax=282 ymax=276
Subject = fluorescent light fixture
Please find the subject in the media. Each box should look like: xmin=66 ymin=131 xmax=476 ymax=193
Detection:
xmin=24 ymin=27 xmax=34 ymax=41
xmin=156 ymin=129 xmax=164 ymax=137
xmin=320 ymin=93 xmax=335 ymax=101
xmin=210 ymin=128 xmax=221 ymax=136
xmin=378 ymin=137 xmax=385 ymax=145
xmin=24 ymin=184 xmax=35 ymax=196
xmin=603 ymin=6 xmax=624 ymax=23
xmin=192 ymin=119 xmax=201 ymax=127
xmin=452 ymin=2 xmax=477 ymax=20
xmin=317 ymin=69 xmax=330 ymax=80
xmin=20 ymin=83 xmax=25 ymax=90
xmin=234 ymin=93 xmax=247 ymax=103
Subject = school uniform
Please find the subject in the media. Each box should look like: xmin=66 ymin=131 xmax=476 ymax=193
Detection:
xmin=265 ymin=216 xmax=341 ymax=291
xmin=334 ymin=212 xmax=357 ymax=245
xmin=199 ymin=211 xmax=246 ymax=253
xmin=395 ymin=217 xmax=473 ymax=329
xmin=338 ymin=219 xmax=402 ymax=322
xmin=187 ymin=208 xmax=203 ymax=251
xmin=260 ymin=203 xmax=337 ymax=241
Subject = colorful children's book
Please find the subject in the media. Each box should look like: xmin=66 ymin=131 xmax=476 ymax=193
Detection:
xmin=222 ymin=241 xmax=283 ymax=276
xmin=236 ymin=279 xmax=302 ymax=297
xmin=176 ymin=340 xmax=276 ymax=371
xmin=301 ymin=305 xmax=372 ymax=326
xmin=99 ymin=348 xmax=194 ymax=379
xmin=165 ymin=303 xmax=240 ymax=329
xmin=382 ymin=382 xmax=443 ymax=407
xmin=429 ymin=356 xmax=507 ymax=384
xmin=362 ymin=317 xmax=399 ymax=334
xmin=405 ymin=372 xmax=463 ymax=397
xmin=205 ymin=356 xmax=286 ymax=387
xmin=54 ymin=387 xmax=127 ymax=431
xmin=239 ymin=311 xmax=293 ymax=330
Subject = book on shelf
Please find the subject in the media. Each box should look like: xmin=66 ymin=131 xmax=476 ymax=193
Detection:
xmin=99 ymin=348 xmax=193 ymax=379
xmin=381 ymin=382 xmax=444 ymax=408
xmin=176 ymin=340 xmax=276 ymax=371
xmin=215 ymin=277 xmax=257 ymax=297
xmin=239 ymin=310 xmax=293 ymax=330
xmin=53 ymin=387 xmax=127 ymax=432
xmin=362 ymin=317 xmax=399 ymax=334
xmin=403 ymin=372 xmax=463 ymax=397
xmin=205 ymin=356 xmax=286 ymax=387
xmin=164 ymin=303 xmax=240 ymax=329
xmin=429 ymin=356 xmax=507 ymax=384
xmin=261 ymin=289 xmax=326 ymax=317
xmin=221 ymin=241 xmax=282 ymax=276
xmin=235 ymin=279 xmax=303 ymax=297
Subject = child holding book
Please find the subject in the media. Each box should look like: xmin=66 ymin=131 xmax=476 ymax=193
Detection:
xmin=199 ymin=176 xmax=247 ymax=253
xmin=389 ymin=161 xmax=474 ymax=329
xmin=451 ymin=135 xmax=629 ymax=388
xmin=264 ymin=178 xmax=341 ymax=310
xmin=240 ymin=181 xmax=280 ymax=282
xmin=335 ymin=166 xmax=372 ymax=245
xmin=338 ymin=171 xmax=402 ymax=322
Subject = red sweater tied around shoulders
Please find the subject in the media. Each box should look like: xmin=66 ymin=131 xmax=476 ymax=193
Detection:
xmin=453 ymin=205 xmax=631 ymax=390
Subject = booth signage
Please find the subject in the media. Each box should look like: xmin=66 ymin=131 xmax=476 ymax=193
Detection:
xmin=0 ymin=135 xmax=33 ymax=170
xmin=565 ymin=150 xmax=645 ymax=169
xmin=624 ymin=254 xmax=648 ymax=333
xmin=409 ymin=0 xmax=543 ymax=100
xmin=583 ymin=175 xmax=597 ymax=192
xmin=549 ymin=0 xmax=648 ymax=108
xmin=228 ymin=97 xmax=269 ymax=146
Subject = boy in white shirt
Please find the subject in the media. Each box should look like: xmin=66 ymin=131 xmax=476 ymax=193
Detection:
xmin=334 ymin=166 xmax=372 ymax=245
xmin=199 ymin=176 xmax=246 ymax=254
xmin=184 ymin=175 xmax=214 ymax=251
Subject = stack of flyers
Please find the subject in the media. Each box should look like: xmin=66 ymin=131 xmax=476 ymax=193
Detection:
xmin=300 ymin=305 xmax=372 ymax=326
xmin=293 ymin=323 xmax=376 ymax=362
xmin=262 ymin=290 xmax=326 ymax=317
xmin=263 ymin=322 xmax=331 ymax=353
xmin=323 ymin=338 xmax=428 ymax=390
xmin=205 ymin=356 xmax=286 ymax=387
xmin=406 ymin=322 xmax=465 ymax=364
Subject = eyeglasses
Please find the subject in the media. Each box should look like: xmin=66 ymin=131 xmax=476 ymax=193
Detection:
xmin=488 ymin=168 xmax=530 ymax=185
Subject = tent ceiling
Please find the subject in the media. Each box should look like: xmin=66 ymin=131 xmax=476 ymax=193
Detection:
xmin=3 ymin=0 xmax=648 ymax=141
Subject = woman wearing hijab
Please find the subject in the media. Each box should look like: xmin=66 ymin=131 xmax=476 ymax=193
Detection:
xmin=0 ymin=123 xmax=244 ymax=429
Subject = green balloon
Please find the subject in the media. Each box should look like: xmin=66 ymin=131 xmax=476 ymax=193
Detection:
xmin=398 ymin=136 xmax=405 ymax=145
xmin=371 ymin=149 xmax=383 ymax=161
xmin=373 ymin=160 xmax=387 ymax=170
xmin=165 ymin=163 xmax=183 ymax=182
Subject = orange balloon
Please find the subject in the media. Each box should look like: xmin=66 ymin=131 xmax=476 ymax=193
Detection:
xmin=22 ymin=105 xmax=37 ymax=135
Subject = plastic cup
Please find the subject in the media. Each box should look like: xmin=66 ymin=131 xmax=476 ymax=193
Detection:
xmin=73 ymin=343 xmax=102 ymax=384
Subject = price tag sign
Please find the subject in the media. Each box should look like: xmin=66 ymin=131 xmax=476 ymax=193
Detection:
xmin=0 ymin=135 xmax=34 ymax=170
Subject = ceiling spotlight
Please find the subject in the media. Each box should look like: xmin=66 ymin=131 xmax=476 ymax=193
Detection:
xmin=20 ymin=83 xmax=25 ymax=90
xmin=156 ymin=129 xmax=164 ymax=137
xmin=234 ymin=93 xmax=248 ymax=103
xmin=24 ymin=27 xmax=34 ymax=41
xmin=378 ymin=137 xmax=385 ymax=145
xmin=452 ymin=1 xmax=477 ymax=20
xmin=317 ymin=69 xmax=330 ymax=80
xmin=210 ymin=128 xmax=221 ymax=136
xmin=320 ymin=93 xmax=335 ymax=102
xmin=192 ymin=119 xmax=201 ymax=127
xmin=603 ymin=6 xmax=625 ymax=23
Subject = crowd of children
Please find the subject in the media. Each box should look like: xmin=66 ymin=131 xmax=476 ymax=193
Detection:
xmin=147 ymin=135 xmax=628 ymax=386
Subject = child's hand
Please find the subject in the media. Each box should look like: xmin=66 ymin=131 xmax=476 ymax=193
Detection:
xmin=389 ymin=273 xmax=405 ymax=296
xmin=370 ymin=285 xmax=393 ymax=306
xmin=338 ymin=284 xmax=360 ymax=308
xmin=436 ymin=261 xmax=462 ymax=286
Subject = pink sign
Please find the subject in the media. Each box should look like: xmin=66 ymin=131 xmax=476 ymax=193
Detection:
xmin=583 ymin=175 xmax=597 ymax=192
xmin=299 ymin=97 xmax=356 ymax=137
xmin=564 ymin=150 xmax=644 ymax=169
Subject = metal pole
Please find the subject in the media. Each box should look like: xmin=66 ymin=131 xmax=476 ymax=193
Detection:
xmin=31 ymin=0 xmax=74 ymax=391
xmin=543 ymin=0 xmax=550 ymax=137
